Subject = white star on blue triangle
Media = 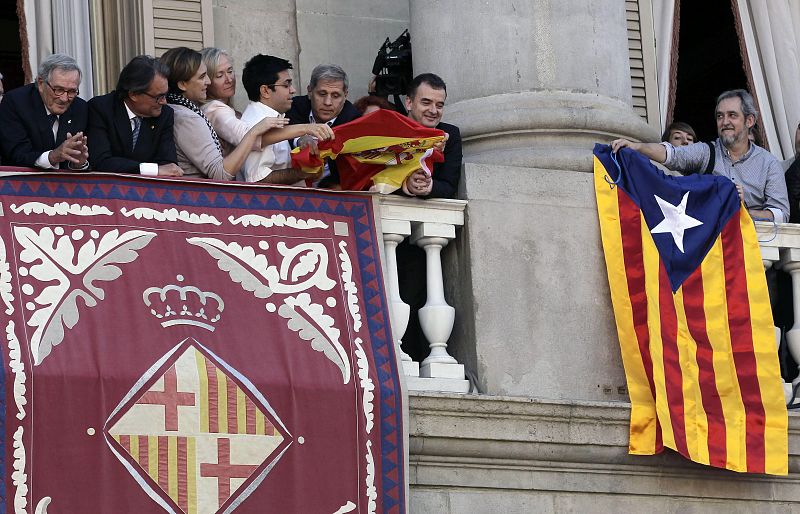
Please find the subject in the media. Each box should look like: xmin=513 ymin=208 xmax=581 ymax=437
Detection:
xmin=650 ymin=192 xmax=703 ymax=253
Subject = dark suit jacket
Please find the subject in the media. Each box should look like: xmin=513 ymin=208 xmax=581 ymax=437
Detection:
xmin=286 ymin=95 xmax=361 ymax=128
xmin=0 ymin=83 xmax=88 ymax=168
xmin=423 ymin=122 xmax=462 ymax=199
xmin=786 ymin=157 xmax=800 ymax=224
xmin=87 ymin=92 xmax=177 ymax=173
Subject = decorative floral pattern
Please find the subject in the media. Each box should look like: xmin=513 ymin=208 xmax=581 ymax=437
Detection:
xmin=279 ymin=293 xmax=351 ymax=384
xmin=15 ymin=226 xmax=156 ymax=364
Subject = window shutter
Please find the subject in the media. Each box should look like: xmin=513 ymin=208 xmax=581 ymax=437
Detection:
xmin=626 ymin=0 xmax=659 ymax=127
xmin=143 ymin=0 xmax=214 ymax=56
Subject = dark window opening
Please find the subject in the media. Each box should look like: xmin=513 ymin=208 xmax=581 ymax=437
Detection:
xmin=672 ymin=0 xmax=750 ymax=143
xmin=0 ymin=0 xmax=25 ymax=91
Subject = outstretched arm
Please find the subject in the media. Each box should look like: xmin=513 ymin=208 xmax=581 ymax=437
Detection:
xmin=610 ymin=139 xmax=667 ymax=164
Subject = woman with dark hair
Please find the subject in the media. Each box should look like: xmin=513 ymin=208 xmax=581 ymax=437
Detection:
xmin=662 ymin=121 xmax=697 ymax=147
xmin=160 ymin=46 xmax=274 ymax=180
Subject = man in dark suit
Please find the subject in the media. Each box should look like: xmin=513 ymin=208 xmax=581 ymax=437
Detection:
xmin=0 ymin=53 xmax=89 ymax=169
xmin=286 ymin=64 xmax=360 ymax=186
xmin=396 ymin=73 xmax=463 ymax=362
xmin=87 ymin=55 xmax=181 ymax=176
xmin=401 ymin=73 xmax=462 ymax=198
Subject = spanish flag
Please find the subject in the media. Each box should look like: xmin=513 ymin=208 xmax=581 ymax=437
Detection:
xmin=594 ymin=144 xmax=787 ymax=474
xmin=291 ymin=109 xmax=446 ymax=193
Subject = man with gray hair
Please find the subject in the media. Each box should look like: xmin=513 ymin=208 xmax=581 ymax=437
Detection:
xmin=287 ymin=63 xmax=360 ymax=186
xmin=612 ymin=89 xmax=790 ymax=223
xmin=0 ymin=53 xmax=89 ymax=169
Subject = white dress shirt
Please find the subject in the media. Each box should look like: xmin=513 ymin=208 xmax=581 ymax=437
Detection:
xmin=239 ymin=101 xmax=292 ymax=183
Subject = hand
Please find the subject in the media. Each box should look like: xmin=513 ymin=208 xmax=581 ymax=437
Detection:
xmin=433 ymin=132 xmax=449 ymax=152
xmin=158 ymin=163 xmax=183 ymax=177
xmin=297 ymin=134 xmax=320 ymax=156
xmin=259 ymin=117 xmax=290 ymax=131
xmin=735 ymin=183 xmax=744 ymax=204
xmin=405 ymin=169 xmax=432 ymax=196
xmin=52 ymin=132 xmax=88 ymax=166
xmin=305 ymin=123 xmax=334 ymax=141
xmin=610 ymin=138 xmax=639 ymax=153
xmin=252 ymin=116 xmax=289 ymax=135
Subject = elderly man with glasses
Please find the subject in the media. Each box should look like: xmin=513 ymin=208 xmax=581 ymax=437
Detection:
xmin=0 ymin=53 xmax=89 ymax=169
xmin=87 ymin=55 xmax=182 ymax=176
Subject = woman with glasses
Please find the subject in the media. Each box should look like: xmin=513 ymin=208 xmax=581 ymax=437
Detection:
xmin=199 ymin=47 xmax=333 ymax=159
xmin=160 ymin=47 xmax=276 ymax=180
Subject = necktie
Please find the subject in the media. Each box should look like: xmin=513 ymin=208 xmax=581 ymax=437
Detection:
xmin=48 ymin=114 xmax=58 ymax=141
xmin=132 ymin=116 xmax=142 ymax=149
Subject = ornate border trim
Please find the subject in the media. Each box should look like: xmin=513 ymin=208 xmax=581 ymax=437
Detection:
xmin=338 ymin=241 xmax=362 ymax=333
xmin=121 ymin=207 xmax=221 ymax=225
xmin=10 ymin=202 xmax=113 ymax=216
xmin=355 ymin=337 xmax=374 ymax=434
xmin=228 ymin=213 xmax=328 ymax=230
xmin=7 ymin=321 xmax=26 ymax=420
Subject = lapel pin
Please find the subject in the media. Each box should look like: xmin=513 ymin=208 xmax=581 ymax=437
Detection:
xmin=67 ymin=119 xmax=72 ymax=124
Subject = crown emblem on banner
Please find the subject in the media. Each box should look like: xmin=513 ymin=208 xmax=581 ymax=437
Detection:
xmin=142 ymin=275 xmax=225 ymax=331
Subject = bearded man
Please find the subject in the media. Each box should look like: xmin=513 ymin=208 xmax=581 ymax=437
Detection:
xmin=612 ymin=89 xmax=789 ymax=223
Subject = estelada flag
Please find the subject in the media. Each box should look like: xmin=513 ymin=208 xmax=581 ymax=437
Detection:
xmin=291 ymin=109 xmax=446 ymax=193
xmin=593 ymin=143 xmax=788 ymax=475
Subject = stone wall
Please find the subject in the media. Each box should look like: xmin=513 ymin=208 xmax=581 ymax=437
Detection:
xmin=409 ymin=393 xmax=800 ymax=513
xmin=211 ymin=0 xmax=408 ymax=111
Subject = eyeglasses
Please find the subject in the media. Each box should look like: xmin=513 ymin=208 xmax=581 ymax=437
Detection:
xmin=45 ymin=80 xmax=79 ymax=98
xmin=139 ymin=91 xmax=168 ymax=102
xmin=268 ymin=80 xmax=293 ymax=89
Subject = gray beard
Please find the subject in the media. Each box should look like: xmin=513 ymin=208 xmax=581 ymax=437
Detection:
xmin=720 ymin=133 xmax=737 ymax=147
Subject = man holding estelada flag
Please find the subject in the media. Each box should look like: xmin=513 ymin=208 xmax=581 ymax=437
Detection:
xmin=593 ymin=143 xmax=788 ymax=476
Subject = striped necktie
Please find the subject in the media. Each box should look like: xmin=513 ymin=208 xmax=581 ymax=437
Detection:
xmin=132 ymin=116 xmax=142 ymax=149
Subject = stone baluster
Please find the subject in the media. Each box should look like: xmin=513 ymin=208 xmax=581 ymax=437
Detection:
xmin=761 ymin=246 xmax=778 ymax=271
xmin=411 ymin=222 xmax=468 ymax=392
xmin=780 ymin=248 xmax=800 ymax=404
xmin=381 ymin=220 xmax=419 ymax=377
xmin=377 ymin=196 xmax=469 ymax=392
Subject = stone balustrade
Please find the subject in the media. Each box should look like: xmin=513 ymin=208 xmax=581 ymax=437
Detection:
xmin=757 ymin=221 xmax=800 ymax=404
xmin=377 ymin=196 xmax=470 ymax=393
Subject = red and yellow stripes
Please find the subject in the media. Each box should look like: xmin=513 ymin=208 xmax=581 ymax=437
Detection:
xmin=113 ymin=434 xmax=198 ymax=513
xmin=196 ymin=351 xmax=276 ymax=436
xmin=594 ymin=157 xmax=787 ymax=475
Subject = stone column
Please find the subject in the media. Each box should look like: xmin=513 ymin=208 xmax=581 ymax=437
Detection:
xmin=410 ymin=0 xmax=659 ymax=172
xmin=409 ymin=0 xmax=660 ymax=400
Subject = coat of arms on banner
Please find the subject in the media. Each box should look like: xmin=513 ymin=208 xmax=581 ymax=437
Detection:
xmin=0 ymin=174 xmax=404 ymax=513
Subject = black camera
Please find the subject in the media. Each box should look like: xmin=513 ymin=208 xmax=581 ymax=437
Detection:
xmin=372 ymin=30 xmax=412 ymax=98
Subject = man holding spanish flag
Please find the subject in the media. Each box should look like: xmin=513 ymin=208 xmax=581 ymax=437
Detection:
xmin=291 ymin=73 xmax=462 ymax=198
xmin=593 ymin=142 xmax=788 ymax=475
xmin=400 ymin=73 xmax=462 ymax=198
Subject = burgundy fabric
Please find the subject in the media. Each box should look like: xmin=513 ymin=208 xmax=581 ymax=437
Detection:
xmin=0 ymin=173 xmax=404 ymax=513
